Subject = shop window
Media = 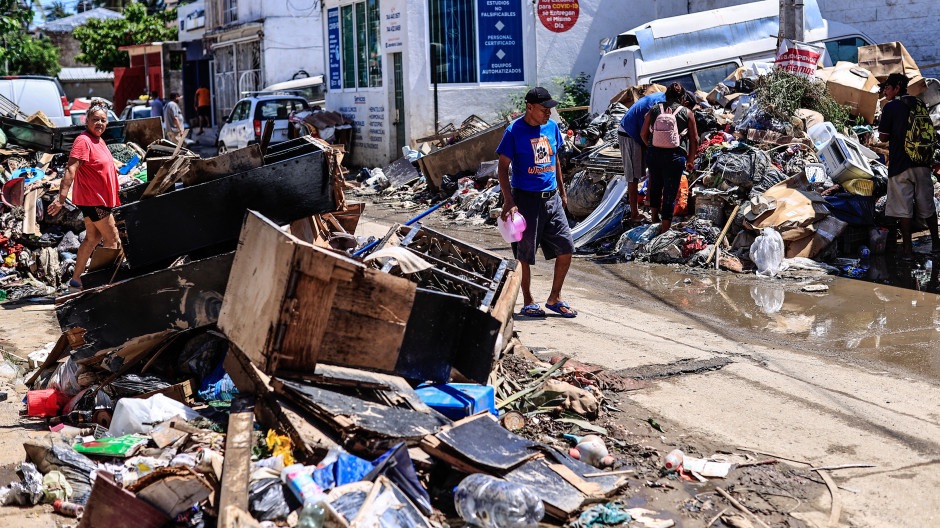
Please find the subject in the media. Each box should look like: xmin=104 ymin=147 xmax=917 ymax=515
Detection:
xmin=428 ymin=0 xmax=477 ymax=84
xmin=338 ymin=1 xmax=382 ymax=90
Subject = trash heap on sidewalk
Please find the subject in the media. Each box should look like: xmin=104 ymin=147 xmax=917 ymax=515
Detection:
xmin=0 ymin=130 xmax=703 ymax=527
xmin=0 ymin=102 xmax=166 ymax=303
xmin=568 ymin=40 xmax=940 ymax=281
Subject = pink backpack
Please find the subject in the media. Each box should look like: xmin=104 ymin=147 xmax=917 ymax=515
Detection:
xmin=651 ymin=103 xmax=684 ymax=148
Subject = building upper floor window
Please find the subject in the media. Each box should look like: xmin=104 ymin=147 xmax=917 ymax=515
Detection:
xmin=331 ymin=0 xmax=382 ymax=90
xmin=223 ymin=0 xmax=237 ymax=25
xmin=428 ymin=0 xmax=525 ymax=85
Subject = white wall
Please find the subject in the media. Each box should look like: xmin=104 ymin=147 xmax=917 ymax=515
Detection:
xmin=816 ymin=0 xmax=940 ymax=78
xmin=178 ymin=0 xmax=207 ymax=42
xmin=261 ymin=15 xmax=326 ymax=87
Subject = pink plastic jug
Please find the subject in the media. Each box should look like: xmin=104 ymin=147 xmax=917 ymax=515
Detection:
xmin=497 ymin=212 xmax=526 ymax=243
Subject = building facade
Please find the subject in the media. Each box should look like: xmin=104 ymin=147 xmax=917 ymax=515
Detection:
xmin=321 ymin=0 xmax=940 ymax=169
xmin=200 ymin=0 xmax=326 ymax=124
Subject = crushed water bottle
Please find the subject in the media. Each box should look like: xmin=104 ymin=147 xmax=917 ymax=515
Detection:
xmin=454 ymin=473 xmax=544 ymax=528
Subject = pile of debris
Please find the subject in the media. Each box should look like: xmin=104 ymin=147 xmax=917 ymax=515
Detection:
xmin=567 ymin=40 xmax=940 ymax=285
xmin=0 ymin=102 xmax=165 ymax=303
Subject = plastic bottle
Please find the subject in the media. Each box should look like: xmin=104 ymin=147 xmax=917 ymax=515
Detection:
xmin=297 ymin=496 xmax=328 ymax=528
xmin=663 ymin=449 xmax=684 ymax=471
xmin=563 ymin=434 xmax=614 ymax=468
xmin=280 ymin=464 xmax=323 ymax=504
xmin=454 ymin=473 xmax=544 ymax=528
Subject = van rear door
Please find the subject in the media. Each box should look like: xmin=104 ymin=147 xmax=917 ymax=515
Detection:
xmin=0 ymin=78 xmax=70 ymax=127
xmin=254 ymin=99 xmax=309 ymax=144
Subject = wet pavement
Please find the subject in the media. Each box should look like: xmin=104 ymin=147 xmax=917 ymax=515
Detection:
xmin=358 ymin=206 xmax=940 ymax=383
xmin=592 ymin=257 xmax=940 ymax=382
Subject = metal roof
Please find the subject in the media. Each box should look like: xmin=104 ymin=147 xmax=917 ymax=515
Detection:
xmin=57 ymin=67 xmax=115 ymax=82
xmin=40 ymin=8 xmax=123 ymax=32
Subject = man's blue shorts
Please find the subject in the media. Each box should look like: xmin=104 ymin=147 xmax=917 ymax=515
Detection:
xmin=510 ymin=188 xmax=574 ymax=265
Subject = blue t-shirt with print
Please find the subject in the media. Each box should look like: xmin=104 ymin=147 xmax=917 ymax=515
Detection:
xmin=496 ymin=117 xmax=564 ymax=192
xmin=617 ymin=91 xmax=666 ymax=140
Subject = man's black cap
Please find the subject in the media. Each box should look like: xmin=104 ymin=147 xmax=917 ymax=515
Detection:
xmin=879 ymin=73 xmax=908 ymax=90
xmin=525 ymin=87 xmax=558 ymax=108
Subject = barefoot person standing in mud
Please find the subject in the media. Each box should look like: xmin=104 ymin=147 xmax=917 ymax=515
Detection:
xmin=497 ymin=87 xmax=577 ymax=318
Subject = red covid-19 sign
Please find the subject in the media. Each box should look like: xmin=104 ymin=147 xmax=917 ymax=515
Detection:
xmin=537 ymin=0 xmax=579 ymax=33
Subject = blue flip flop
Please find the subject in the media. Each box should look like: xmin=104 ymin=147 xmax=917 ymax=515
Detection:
xmin=520 ymin=303 xmax=546 ymax=317
xmin=545 ymin=301 xmax=578 ymax=318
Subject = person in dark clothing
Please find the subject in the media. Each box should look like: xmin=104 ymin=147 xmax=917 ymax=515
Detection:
xmin=640 ymin=83 xmax=698 ymax=234
xmin=877 ymin=73 xmax=940 ymax=256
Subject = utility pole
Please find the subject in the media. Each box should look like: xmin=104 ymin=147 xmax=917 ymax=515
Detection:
xmin=778 ymin=0 xmax=805 ymax=45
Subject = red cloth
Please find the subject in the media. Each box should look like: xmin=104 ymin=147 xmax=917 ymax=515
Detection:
xmin=69 ymin=132 xmax=120 ymax=208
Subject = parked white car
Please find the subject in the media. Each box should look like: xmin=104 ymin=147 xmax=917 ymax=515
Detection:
xmin=0 ymin=75 xmax=72 ymax=127
xmin=217 ymin=94 xmax=310 ymax=152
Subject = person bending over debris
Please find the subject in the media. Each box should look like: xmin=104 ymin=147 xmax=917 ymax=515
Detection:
xmin=640 ymin=83 xmax=698 ymax=234
xmin=497 ymin=87 xmax=577 ymax=318
xmin=618 ymin=90 xmax=665 ymax=222
xmin=877 ymin=73 xmax=940 ymax=257
xmin=46 ymin=103 xmax=121 ymax=292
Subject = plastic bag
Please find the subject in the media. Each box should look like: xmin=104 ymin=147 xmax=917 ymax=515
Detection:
xmin=0 ymin=463 xmax=44 ymax=506
xmin=248 ymin=478 xmax=291 ymax=521
xmin=749 ymin=227 xmax=784 ymax=278
xmin=24 ymin=438 xmax=97 ymax=504
xmin=49 ymin=358 xmax=81 ymax=396
xmin=109 ymin=393 xmax=200 ymax=437
xmin=42 ymin=470 xmax=72 ymax=503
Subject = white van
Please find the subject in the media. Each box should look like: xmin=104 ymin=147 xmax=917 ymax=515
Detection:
xmin=589 ymin=0 xmax=875 ymax=114
xmin=0 ymin=75 xmax=72 ymax=127
xmin=263 ymin=75 xmax=326 ymax=107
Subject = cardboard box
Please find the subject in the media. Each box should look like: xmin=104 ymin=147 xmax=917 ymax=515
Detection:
xmin=858 ymin=41 xmax=927 ymax=95
xmin=786 ymin=215 xmax=848 ymax=259
xmin=748 ymin=175 xmax=829 ymax=237
xmin=816 ymin=62 xmax=880 ymax=124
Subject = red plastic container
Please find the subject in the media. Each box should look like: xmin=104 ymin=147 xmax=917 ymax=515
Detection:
xmin=27 ymin=388 xmax=64 ymax=417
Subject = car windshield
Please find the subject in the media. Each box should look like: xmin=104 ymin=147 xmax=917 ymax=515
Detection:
xmin=254 ymin=99 xmax=308 ymax=120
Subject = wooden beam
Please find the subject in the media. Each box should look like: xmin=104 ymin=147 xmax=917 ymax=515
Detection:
xmin=218 ymin=396 xmax=255 ymax=528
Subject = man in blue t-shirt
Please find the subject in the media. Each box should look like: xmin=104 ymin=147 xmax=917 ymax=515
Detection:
xmin=497 ymin=87 xmax=577 ymax=318
xmin=618 ymin=90 xmax=666 ymax=221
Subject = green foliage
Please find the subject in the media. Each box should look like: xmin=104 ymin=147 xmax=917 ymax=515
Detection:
xmin=4 ymin=34 xmax=60 ymax=76
xmin=74 ymin=1 xmax=177 ymax=72
xmin=497 ymin=73 xmax=593 ymax=122
xmin=0 ymin=1 xmax=58 ymax=75
xmin=45 ymin=1 xmax=71 ymax=20
xmin=755 ymin=69 xmax=851 ymax=129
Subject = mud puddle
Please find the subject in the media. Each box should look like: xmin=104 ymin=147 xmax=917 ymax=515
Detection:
xmin=595 ymin=259 xmax=940 ymax=382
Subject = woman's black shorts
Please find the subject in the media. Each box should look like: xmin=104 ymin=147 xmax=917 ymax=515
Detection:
xmin=77 ymin=205 xmax=113 ymax=222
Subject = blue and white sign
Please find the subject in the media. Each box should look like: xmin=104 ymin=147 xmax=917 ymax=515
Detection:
xmin=477 ymin=0 xmax=524 ymax=82
xmin=327 ymin=7 xmax=342 ymax=90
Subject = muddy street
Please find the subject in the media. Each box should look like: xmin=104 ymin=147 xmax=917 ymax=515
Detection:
xmin=361 ymin=203 xmax=940 ymax=528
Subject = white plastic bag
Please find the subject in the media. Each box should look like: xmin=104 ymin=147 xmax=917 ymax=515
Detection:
xmin=48 ymin=358 xmax=81 ymax=396
xmin=109 ymin=393 xmax=200 ymax=437
xmin=749 ymin=227 xmax=784 ymax=278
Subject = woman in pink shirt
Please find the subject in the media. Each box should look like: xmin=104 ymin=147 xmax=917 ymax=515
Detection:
xmin=47 ymin=103 xmax=121 ymax=291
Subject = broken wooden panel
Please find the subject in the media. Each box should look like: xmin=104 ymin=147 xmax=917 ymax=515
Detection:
xmin=273 ymin=378 xmax=450 ymax=455
xmin=114 ymin=143 xmax=334 ymax=268
xmin=56 ymin=252 xmax=233 ymax=362
xmin=218 ymin=211 xmax=359 ymax=374
xmin=316 ymin=268 xmax=415 ymax=376
xmin=133 ymin=466 xmax=214 ymax=518
xmin=124 ymin=117 xmax=164 ymax=147
xmin=183 ymin=144 xmax=263 ymax=187
xmin=417 ymin=121 xmax=507 ymax=190
xmin=218 ymin=396 xmax=255 ymax=528
xmin=419 ymin=413 xmax=539 ymax=476
xmin=223 ymin=345 xmax=339 ymax=462
xmin=78 ymin=471 xmax=170 ymax=528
